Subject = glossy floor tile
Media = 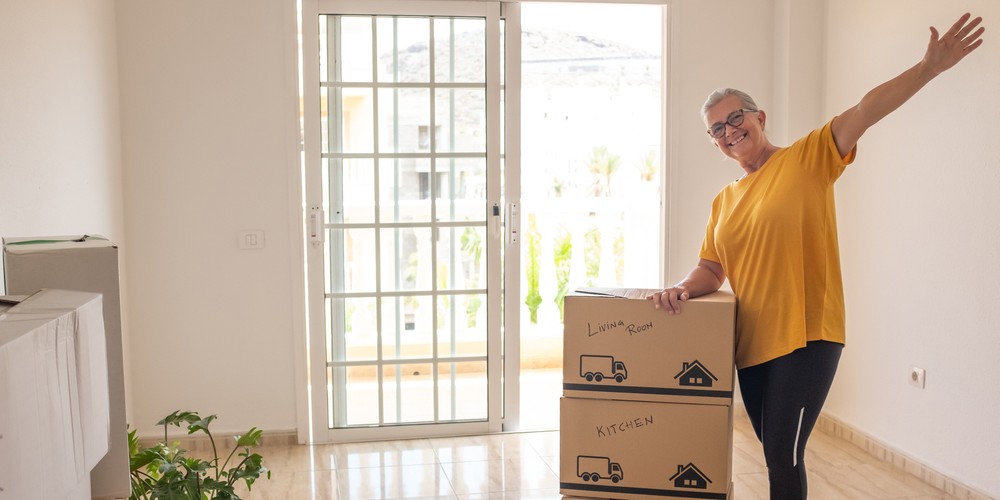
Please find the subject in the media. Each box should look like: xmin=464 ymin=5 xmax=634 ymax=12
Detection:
xmin=228 ymin=411 xmax=966 ymax=499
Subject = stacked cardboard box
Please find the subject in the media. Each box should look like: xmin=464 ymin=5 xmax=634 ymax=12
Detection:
xmin=559 ymin=288 xmax=737 ymax=500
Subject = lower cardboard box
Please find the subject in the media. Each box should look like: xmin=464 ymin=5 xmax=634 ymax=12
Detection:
xmin=561 ymin=481 xmax=732 ymax=500
xmin=560 ymin=397 xmax=733 ymax=500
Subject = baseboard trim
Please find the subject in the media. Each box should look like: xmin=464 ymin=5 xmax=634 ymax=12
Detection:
xmin=138 ymin=429 xmax=298 ymax=452
xmin=815 ymin=413 xmax=993 ymax=500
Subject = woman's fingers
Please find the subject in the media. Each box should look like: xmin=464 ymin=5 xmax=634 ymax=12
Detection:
xmin=647 ymin=288 xmax=688 ymax=315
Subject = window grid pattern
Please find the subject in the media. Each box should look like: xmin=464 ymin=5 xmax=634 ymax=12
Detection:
xmin=320 ymin=14 xmax=489 ymax=428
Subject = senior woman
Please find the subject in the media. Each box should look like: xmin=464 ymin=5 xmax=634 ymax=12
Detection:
xmin=648 ymin=13 xmax=984 ymax=499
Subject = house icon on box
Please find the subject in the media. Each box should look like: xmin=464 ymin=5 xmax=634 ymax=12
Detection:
xmin=669 ymin=463 xmax=712 ymax=489
xmin=673 ymin=360 xmax=717 ymax=387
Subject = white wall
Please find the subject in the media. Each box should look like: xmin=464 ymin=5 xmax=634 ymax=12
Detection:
xmin=822 ymin=1 xmax=1000 ymax=496
xmin=116 ymin=0 xmax=302 ymax=435
xmin=0 ymin=0 xmax=124 ymax=276
xmin=665 ymin=0 xmax=777 ymax=282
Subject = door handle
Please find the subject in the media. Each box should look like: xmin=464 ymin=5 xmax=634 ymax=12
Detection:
xmin=507 ymin=203 xmax=519 ymax=244
xmin=309 ymin=207 xmax=324 ymax=245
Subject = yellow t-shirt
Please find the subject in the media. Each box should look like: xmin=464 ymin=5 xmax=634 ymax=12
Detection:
xmin=700 ymin=120 xmax=856 ymax=369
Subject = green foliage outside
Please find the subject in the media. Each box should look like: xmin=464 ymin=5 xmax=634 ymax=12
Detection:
xmin=584 ymin=225 xmax=601 ymax=287
xmin=613 ymin=228 xmax=625 ymax=284
xmin=635 ymin=150 xmax=658 ymax=182
xmin=461 ymin=227 xmax=483 ymax=327
xmin=551 ymin=176 xmax=567 ymax=197
xmin=344 ymin=302 xmax=355 ymax=333
xmin=553 ymin=227 xmax=573 ymax=322
xmin=128 ymin=410 xmax=269 ymax=500
xmin=405 ymin=251 xmax=420 ymax=289
xmin=524 ymin=214 xmax=543 ymax=324
xmin=586 ymin=146 xmax=621 ymax=197
xmin=437 ymin=256 xmax=450 ymax=329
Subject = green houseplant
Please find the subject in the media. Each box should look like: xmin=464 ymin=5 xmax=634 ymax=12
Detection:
xmin=128 ymin=410 xmax=270 ymax=500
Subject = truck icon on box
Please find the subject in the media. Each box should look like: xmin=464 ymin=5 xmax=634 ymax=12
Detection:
xmin=580 ymin=354 xmax=628 ymax=383
xmin=577 ymin=455 xmax=623 ymax=483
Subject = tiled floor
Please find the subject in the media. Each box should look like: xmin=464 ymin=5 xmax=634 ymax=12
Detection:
xmin=228 ymin=410 xmax=963 ymax=499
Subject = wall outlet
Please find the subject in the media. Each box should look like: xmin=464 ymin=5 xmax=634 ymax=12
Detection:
xmin=909 ymin=366 xmax=926 ymax=389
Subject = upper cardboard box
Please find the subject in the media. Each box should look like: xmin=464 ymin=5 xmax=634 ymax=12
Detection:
xmin=563 ymin=288 xmax=736 ymax=405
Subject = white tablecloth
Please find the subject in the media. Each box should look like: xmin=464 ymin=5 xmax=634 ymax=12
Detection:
xmin=0 ymin=289 xmax=110 ymax=500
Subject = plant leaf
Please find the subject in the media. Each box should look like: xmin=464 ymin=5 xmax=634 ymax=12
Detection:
xmin=151 ymin=479 xmax=190 ymax=500
xmin=235 ymin=427 xmax=263 ymax=447
xmin=188 ymin=414 xmax=217 ymax=435
xmin=129 ymin=447 xmax=163 ymax=472
xmin=127 ymin=426 xmax=140 ymax=456
xmin=157 ymin=461 xmax=178 ymax=476
xmin=202 ymin=477 xmax=238 ymax=499
xmin=180 ymin=456 xmax=212 ymax=473
xmin=157 ymin=410 xmax=200 ymax=428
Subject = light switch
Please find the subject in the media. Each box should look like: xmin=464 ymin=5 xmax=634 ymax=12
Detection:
xmin=238 ymin=231 xmax=265 ymax=249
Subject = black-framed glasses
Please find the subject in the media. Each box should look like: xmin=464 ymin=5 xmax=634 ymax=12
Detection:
xmin=707 ymin=108 xmax=758 ymax=139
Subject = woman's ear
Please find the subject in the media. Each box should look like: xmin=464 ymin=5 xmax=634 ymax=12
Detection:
xmin=757 ymin=109 xmax=767 ymax=130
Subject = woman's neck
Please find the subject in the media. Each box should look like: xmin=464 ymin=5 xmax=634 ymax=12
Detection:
xmin=740 ymin=143 xmax=779 ymax=175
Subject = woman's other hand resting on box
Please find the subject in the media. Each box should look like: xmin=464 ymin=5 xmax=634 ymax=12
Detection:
xmin=647 ymin=258 xmax=725 ymax=315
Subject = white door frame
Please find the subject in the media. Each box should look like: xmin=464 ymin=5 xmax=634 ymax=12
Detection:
xmin=300 ymin=0 xmax=519 ymax=442
xmin=500 ymin=1 xmax=522 ymax=433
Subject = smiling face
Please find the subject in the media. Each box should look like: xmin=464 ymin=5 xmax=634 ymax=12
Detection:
xmin=704 ymin=95 xmax=770 ymax=169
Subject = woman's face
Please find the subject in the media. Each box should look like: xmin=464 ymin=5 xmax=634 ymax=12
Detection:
xmin=704 ymin=95 xmax=767 ymax=163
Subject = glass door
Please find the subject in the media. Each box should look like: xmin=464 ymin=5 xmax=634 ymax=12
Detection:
xmin=302 ymin=0 xmax=508 ymax=441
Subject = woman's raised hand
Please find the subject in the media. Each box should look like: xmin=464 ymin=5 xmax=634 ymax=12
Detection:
xmin=923 ymin=13 xmax=985 ymax=76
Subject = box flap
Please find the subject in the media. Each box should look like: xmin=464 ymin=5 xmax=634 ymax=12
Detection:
xmin=0 ymin=295 xmax=30 ymax=305
xmin=573 ymin=287 xmax=660 ymax=300
xmin=3 ymin=235 xmax=115 ymax=254
xmin=575 ymin=286 xmax=736 ymax=303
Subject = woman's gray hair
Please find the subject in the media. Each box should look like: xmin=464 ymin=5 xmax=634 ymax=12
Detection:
xmin=701 ymin=88 xmax=759 ymax=118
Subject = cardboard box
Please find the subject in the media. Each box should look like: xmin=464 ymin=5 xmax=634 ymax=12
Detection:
xmin=560 ymin=397 xmax=733 ymax=500
xmin=562 ymin=481 xmax=733 ymax=499
xmin=563 ymin=288 xmax=736 ymax=405
xmin=563 ymin=480 xmax=732 ymax=499
xmin=3 ymin=235 xmax=130 ymax=499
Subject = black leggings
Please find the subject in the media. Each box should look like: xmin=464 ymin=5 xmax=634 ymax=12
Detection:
xmin=737 ymin=340 xmax=842 ymax=500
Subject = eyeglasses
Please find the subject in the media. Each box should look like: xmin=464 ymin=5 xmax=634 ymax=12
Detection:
xmin=707 ymin=108 xmax=758 ymax=139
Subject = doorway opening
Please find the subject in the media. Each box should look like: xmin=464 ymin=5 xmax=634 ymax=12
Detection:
xmin=517 ymin=2 xmax=665 ymax=430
